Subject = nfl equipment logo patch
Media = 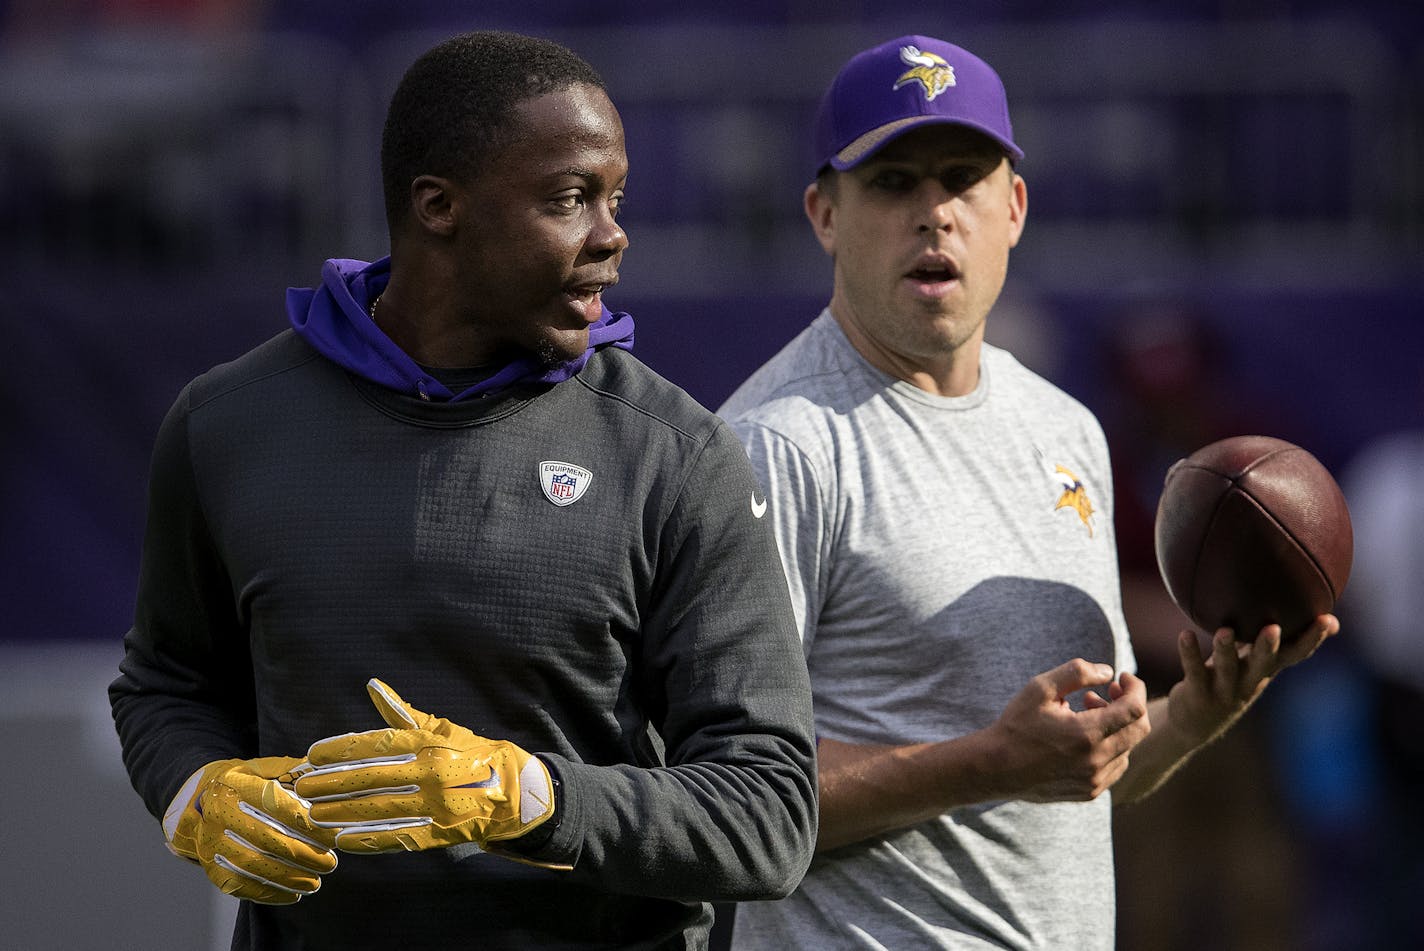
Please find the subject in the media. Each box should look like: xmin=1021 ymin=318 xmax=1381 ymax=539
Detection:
xmin=539 ymin=461 xmax=593 ymax=507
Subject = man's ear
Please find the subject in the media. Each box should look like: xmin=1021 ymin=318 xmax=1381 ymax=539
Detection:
xmin=410 ymin=175 xmax=459 ymax=238
xmin=804 ymin=179 xmax=837 ymax=256
xmin=1006 ymin=170 xmax=1028 ymax=248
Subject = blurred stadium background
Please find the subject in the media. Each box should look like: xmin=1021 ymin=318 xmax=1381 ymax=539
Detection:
xmin=2 ymin=2 xmax=1421 ymax=948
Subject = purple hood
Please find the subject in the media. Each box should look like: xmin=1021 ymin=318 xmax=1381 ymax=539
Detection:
xmin=286 ymin=257 xmax=635 ymax=401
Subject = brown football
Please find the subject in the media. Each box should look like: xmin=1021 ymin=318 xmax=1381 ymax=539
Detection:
xmin=1153 ymin=435 xmax=1352 ymax=640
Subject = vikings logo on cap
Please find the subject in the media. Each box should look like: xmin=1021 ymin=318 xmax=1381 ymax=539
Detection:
xmin=540 ymin=461 xmax=592 ymax=507
xmin=1050 ymin=464 xmax=1097 ymax=537
xmin=893 ymin=45 xmax=956 ymax=101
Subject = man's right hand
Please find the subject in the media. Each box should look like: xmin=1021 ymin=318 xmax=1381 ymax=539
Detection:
xmin=991 ymin=659 xmax=1150 ymax=802
xmin=163 ymin=756 xmax=338 ymax=905
xmin=815 ymin=659 xmax=1151 ymax=852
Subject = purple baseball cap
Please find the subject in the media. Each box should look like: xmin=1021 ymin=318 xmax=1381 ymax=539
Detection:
xmin=812 ymin=35 xmax=1022 ymax=175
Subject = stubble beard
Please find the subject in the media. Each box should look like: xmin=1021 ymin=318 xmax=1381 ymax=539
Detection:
xmin=534 ymin=338 xmax=563 ymax=369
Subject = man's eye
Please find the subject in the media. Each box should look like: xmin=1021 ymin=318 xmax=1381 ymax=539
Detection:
xmin=870 ymin=170 xmax=915 ymax=191
xmin=553 ymin=194 xmax=583 ymax=211
xmin=941 ymin=167 xmax=989 ymax=193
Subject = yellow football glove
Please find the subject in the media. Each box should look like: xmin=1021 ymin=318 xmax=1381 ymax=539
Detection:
xmin=163 ymin=756 xmax=338 ymax=905
xmin=293 ymin=679 xmax=557 ymax=857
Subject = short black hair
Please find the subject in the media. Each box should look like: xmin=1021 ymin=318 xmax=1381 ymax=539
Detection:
xmin=380 ymin=31 xmax=605 ymax=230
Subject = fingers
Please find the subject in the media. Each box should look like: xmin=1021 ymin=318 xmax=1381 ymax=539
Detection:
xmin=208 ymin=777 xmax=338 ymax=873
xmin=1241 ymin=625 xmax=1282 ymax=691
xmin=294 ymin=734 xmax=452 ymax=836
xmin=1018 ymin=660 xmax=1146 ymax=744
xmin=1115 ymin=670 xmax=1147 ymax=706
xmin=196 ymin=775 xmax=339 ymax=904
xmin=205 ymin=844 xmax=323 ymax=904
xmin=333 ymin=818 xmax=436 ymax=855
xmin=205 ymin=856 xmax=308 ymax=905
xmin=304 ymin=726 xmax=428 ymax=768
xmin=364 ymin=679 xmax=469 ymax=742
xmin=294 ymin=753 xmax=422 ymax=804
xmin=1177 ymin=627 xmax=1210 ymax=689
xmin=1276 ymin=613 xmax=1339 ymax=667
xmin=306 ymin=784 xmax=429 ymax=823
xmin=1209 ymin=628 xmax=1242 ymax=702
xmin=249 ymin=790 xmax=340 ymax=866
xmin=366 ymin=678 xmax=424 ymax=730
xmin=995 ymin=662 xmax=1151 ymax=803
xmin=1178 ymin=626 xmax=1257 ymax=709
xmin=1082 ymin=672 xmax=1149 ymax=748
xmin=208 ymin=831 xmax=327 ymax=898
xmin=1036 ymin=659 xmax=1116 ymax=702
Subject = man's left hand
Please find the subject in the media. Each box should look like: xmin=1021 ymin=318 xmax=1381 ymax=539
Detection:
xmin=1168 ymin=613 xmax=1339 ymax=747
xmin=293 ymin=679 xmax=556 ymax=855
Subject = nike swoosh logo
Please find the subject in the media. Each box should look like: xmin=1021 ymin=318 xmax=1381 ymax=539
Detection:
xmin=453 ymin=766 xmax=501 ymax=791
xmin=751 ymin=495 xmax=767 ymax=519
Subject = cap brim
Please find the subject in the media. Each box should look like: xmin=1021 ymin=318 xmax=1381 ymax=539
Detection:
xmin=828 ymin=115 xmax=1023 ymax=171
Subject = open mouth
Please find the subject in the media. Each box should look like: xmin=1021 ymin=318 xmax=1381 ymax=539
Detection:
xmin=907 ymin=258 xmax=960 ymax=284
xmin=565 ymin=278 xmax=617 ymax=322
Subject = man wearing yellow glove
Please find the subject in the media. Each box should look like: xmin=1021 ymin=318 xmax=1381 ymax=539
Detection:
xmin=163 ymin=757 xmax=338 ymax=904
xmin=294 ymin=679 xmax=561 ymax=861
xmin=110 ymin=29 xmax=816 ymax=951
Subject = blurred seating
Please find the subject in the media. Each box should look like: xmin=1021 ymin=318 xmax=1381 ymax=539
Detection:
xmin=0 ymin=29 xmax=375 ymax=269
xmin=2 ymin=18 xmax=1414 ymax=288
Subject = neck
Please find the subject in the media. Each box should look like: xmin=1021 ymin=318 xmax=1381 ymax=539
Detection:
xmin=828 ymin=303 xmax=983 ymax=398
xmin=374 ymin=261 xmax=500 ymax=369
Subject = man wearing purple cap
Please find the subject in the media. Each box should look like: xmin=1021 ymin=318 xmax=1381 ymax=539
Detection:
xmin=719 ymin=34 xmax=1335 ymax=949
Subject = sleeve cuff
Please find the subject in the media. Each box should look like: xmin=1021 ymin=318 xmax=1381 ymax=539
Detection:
xmin=484 ymin=754 xmax=582 ymax=871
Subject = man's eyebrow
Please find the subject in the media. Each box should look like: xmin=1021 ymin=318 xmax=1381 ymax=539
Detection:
xmin=550 ymin=165 xmax=596 ymax=180
xmin=549 ymin=165 xmax=626 ymax=184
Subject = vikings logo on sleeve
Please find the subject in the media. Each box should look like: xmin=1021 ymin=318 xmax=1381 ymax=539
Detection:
xmin=1049 ymin=464 xmax=1097 ymax=537
xmin=893 ymin=45 xmax=956 ymax=101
